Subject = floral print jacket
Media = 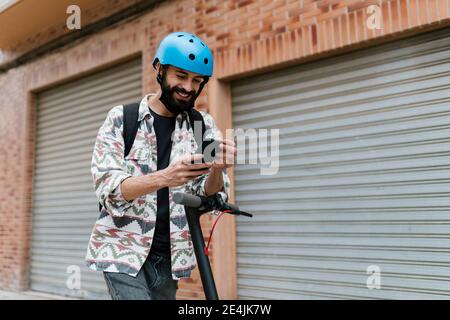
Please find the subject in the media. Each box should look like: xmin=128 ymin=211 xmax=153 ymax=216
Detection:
xmin=85 ymin=93 xmax=230 ymax=279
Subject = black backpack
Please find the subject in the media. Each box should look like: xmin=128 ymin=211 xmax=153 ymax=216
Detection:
xmin=98 ymin=102 xmax=206 ymax=212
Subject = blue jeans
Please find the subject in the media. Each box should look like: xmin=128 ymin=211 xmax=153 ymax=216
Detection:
xmin=103 ymin=253 xmax=178 ymax=300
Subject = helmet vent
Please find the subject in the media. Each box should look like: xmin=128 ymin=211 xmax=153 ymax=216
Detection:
xmin=177 ymin=34 xmax=184 ymax=37
xmin=200 ymin=42 xmax=205 ymax=47
xmin=189 ymin=54 xmax=196 ymax=60
xmin=189 ymin=39 xmax=194 ymax=43
xmin=204 ymin=58 xmax=208 ymax=64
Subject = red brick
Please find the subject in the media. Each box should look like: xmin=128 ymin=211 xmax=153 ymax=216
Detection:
xmin=316 ymin=7 xmax=348 ymax=22
xmin=238 ymin=0 xmax=254 ymax=8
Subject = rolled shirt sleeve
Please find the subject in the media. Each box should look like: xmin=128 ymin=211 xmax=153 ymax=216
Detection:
xmin=91 ymin=105 xmax=134 ymax=217
xmin=191 ymin=168 xmax=231 ymax=200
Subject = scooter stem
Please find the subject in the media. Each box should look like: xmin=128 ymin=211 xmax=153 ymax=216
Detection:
xmin=184 ymin=205 xmax=219 ymax=300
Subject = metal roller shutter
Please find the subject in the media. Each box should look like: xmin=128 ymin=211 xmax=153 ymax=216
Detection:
xmin=31 ymin=59 xmax=142 ymax=299
xmin=232 ymin=27 xmax=450 ymax=299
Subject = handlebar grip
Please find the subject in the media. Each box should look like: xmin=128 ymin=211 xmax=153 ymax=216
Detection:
xmin=173 ymin=192 xmax=202 ymax=208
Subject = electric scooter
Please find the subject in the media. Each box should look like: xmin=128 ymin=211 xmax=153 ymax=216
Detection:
xmin=173 ymin=192 xmax=252 ymax=300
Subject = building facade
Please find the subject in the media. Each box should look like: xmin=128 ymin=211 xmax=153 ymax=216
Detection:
xmin=0 ymin=0 xmax=449 ymax=299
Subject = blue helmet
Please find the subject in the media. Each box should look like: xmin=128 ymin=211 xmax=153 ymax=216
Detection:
xmin=152 ymin=32 xmax=214 ymax=77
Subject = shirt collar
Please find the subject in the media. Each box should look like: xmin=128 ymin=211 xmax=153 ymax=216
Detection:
xmin=137 ymin=93 xmax=153 ymax=122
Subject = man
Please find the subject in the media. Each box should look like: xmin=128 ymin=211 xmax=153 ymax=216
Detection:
xmin=85 ymin=32 xmax=236 ymax=300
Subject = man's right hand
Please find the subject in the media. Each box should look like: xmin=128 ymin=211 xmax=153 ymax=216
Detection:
xmin=160 ymin=154 xmax=212 ymax=188
xmin=121 ymin=154 xmax=211 ymax=201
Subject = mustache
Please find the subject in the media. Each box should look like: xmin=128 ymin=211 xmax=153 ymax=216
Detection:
xmin=174 ymin=88 xmax=194 ymax=97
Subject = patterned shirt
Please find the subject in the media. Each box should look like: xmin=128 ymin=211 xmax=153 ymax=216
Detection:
xmin=85 ymin=93 xmax=231 ymax=279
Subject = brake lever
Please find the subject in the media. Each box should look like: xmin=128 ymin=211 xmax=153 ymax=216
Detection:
xmin=185 ymin=193 xmax=253 ymax=217
xmin=220 ymin=203 xmax=253 ymax=217
xmin=229 ymin=209 xmax=253 ymax=218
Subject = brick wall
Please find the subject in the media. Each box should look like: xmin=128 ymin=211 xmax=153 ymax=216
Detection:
xmin=0 ymin=0 xmax=448 ymax=299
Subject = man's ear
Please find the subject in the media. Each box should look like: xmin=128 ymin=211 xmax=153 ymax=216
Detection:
xmin=156 ymin=63 xmax=164 ymax=85
xmin=152 ymin=59 xmax=160 ymax=70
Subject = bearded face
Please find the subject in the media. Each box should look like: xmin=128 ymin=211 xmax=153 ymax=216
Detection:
xmin=157 ymin=65 xmax=206 ymax=115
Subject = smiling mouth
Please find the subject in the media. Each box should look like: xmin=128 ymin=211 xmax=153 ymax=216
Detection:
xmin=176 ymin=91 xmax=191 ymax=99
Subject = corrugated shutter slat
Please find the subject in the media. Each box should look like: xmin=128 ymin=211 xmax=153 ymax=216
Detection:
xmin=232 ymin=28 xmax=450 ymax=300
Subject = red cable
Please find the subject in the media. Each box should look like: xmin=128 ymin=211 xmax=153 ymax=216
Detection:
xmin=204 ymin=210 xmax=233 ymax=256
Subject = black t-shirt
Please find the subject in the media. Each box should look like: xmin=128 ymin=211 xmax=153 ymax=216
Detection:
xmin=148 ymin=107 xmax=176 ymax=258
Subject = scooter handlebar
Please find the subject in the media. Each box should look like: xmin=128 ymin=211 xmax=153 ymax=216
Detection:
xmin=173 ymin=192 xmax=202 ymax=208
xmin=173 ymin=192 xmax=252 ymax=217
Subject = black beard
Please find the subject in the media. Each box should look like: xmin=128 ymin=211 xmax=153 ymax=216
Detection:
xmin=158 ymin=72 xmax=199 ymax=115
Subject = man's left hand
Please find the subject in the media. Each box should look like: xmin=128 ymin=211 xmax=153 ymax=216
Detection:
xmin=209 ymin=139 xmax=236 ymax=170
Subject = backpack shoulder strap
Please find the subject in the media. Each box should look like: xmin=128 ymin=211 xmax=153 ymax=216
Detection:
xmin=99 ymin=102 xmax=139 ymax=212
xmin=123 ymin=102 xmax=140 ymax=157
xmin=188 ymin=108 xmax=206 ymax=149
